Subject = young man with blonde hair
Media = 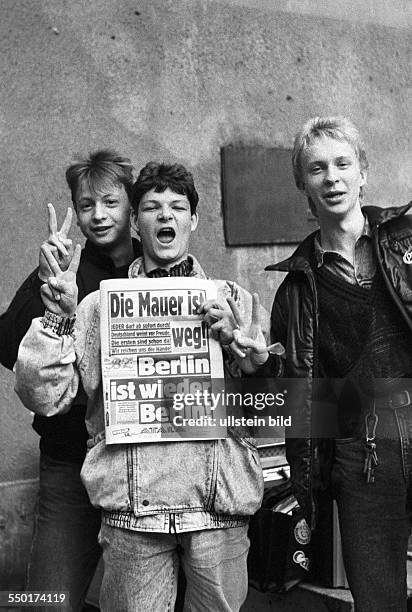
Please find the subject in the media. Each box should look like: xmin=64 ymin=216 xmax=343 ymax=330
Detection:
xmin=227 ymin=117 xmax=412 ymax=611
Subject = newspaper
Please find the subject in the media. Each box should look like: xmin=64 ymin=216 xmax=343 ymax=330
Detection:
xmin=100 ymin=277 xmax=226 ymax=444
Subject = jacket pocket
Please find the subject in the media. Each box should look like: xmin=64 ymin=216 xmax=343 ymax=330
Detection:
xmin=81 ymin=439 xmax=131 ymax=511
xmin=212 ymin=438 xmax=264 ymax=516
xmin=128 ymin=442 xmax=217 ymax=514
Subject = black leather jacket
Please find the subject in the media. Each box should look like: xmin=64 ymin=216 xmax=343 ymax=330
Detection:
xmin=265 ymin=204 xmax=412 ymax=527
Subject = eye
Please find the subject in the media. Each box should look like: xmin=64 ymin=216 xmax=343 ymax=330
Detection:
xmin=309 ymin=166 xmax=322 ymax=174
xmin=172 ymin=202 xmax=189 ymax=211
xmin=79 ymin=202 xmax=92 ymax=212
xmin=141 ymin=204 xmax=157 ymax=212
xmin=106 ymin=199 xmax=119 ymax=206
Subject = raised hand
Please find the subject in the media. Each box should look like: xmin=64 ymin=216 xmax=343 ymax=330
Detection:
xmin=228 ymin=293 xmax=284 ymax=373
xmin=199 ymin=300 xmax=237 ymax=345
xmin=40 ymin=243 xmax=81 ymax=317
xmin=38 ymin=203 xmax=74 ymax=282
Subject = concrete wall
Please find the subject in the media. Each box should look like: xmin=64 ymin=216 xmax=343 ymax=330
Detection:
xmin=0 ymin=0 xmax=410 ymax=586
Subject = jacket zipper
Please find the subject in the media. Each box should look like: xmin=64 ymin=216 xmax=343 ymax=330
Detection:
xmin=304 ymin=266 xmax=320 ymax=530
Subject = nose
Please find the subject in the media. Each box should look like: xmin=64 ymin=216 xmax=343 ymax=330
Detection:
xmin=158 ymin=205 xmax=173 ymax=221
xmin=324 ymin=164 xmax=339 ymax=185
xmin=92 ymin=201 xmax=107 ymax=221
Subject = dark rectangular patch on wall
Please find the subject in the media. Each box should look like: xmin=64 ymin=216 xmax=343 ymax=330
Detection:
xmin=221 ymin=146 xmax=318 ymax=245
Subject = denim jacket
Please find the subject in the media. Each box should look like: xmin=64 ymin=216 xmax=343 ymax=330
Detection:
xmin=15 ymin=256 xmax=266 ymax=522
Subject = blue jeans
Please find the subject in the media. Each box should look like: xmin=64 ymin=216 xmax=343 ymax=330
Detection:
xmin=332 ymin=406 xmax=412 ymax=612
xmin=26 ymin=453 xmax=101 ymax=612
xmin=98 ymin=523 xmax=250 ymax=612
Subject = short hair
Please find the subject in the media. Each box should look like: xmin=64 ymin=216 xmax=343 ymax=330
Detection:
xmin=65 ymin=149 xmax=134 ymax=206
xmin=292 ymin=116 xmax=369 ymax=198
xmin=131 ymin=162 xmax=199 ymax=215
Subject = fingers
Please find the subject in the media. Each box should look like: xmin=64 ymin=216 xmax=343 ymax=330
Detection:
xmin=210 ymin=320 xmax=234 ymax=346
xmin=210 ymin=318 xmax=228 ymax=333
xmin=46 ymin=202 xmax=69 ymax=257
xmin=68 ymin=244 xmax=82 ymax=274
xmin=266 ymin=342 xmax=285 ymax=356
xmin=197 ymin=300 xmax=225 ymax=327
xmin=232 ymin=330 xmax=258 ymax=351
xmin=229 ymin=340 xmax=246 ymax=359
xmin=41 ymin=282 xmax=54 ymax=301
xmin=47 ymin=203 xmax=58 ymax=236
xmin=41 ymin=242 xmax=81 ymax=278
xmin=46 ymin=244 xmax=58 ymax=258
xmin=59 ymin=207 xmax=73 ymax=238
xmin=232 ymin=329 xmax=269 ymax=354
xmin=47 ymin=277 xmax=61 ymax=301
xmin=41 ymin=243 xmax=63 ymax=276
xmin=203 ymin=307 xmax=225 ymax=327
xmin=40 ymin=244 xmax=63 ymax=300
xmin=198 ymin=300 xmax=222 ymax=316
xmin=41 ymin=280 xmax=61 ymax=304
xmin=251 ymin=293 xmax=261 ymax=328
xmin=41 ymin=280 xmax=76 ymax=316
xmin=47 ymin=234 xmax=71 ymax=257
xmin=40 ymin=282 xmax=55 ymax=306
xmin=47 ymin=203 xmax=73 ymax=247
xmin=227 ymin=297 xmax=243 ymax=328
xmin=201 ymin=303 xmax=239 ymax=348
xmin=199 ymin=301 xmax=236 ymax=333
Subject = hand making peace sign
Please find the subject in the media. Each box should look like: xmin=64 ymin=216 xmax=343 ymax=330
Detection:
xmin=40 ymin=242 xmax=82 ymax=317
xmin=228 ymin=293 xmax=285 ymax=373
xmin=38 ymin=203 xmax=74 ymax=282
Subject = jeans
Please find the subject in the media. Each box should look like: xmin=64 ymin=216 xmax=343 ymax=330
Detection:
xmin=98 ymin=523 xmax=250 ymax=612
xmin=26 ymin=453 xmax=101 ymax=612
xmin=332 ymin=406 xmax=412 ymax=612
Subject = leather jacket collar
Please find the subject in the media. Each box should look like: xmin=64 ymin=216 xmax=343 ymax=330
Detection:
xmin=265 ymin=203 xmax=412 ymax=274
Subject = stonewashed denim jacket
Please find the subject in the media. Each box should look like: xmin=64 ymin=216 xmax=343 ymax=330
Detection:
xmin=15 ymin=256 xmax=266 ymax=522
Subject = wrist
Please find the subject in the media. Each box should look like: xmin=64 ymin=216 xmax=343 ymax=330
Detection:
xmin=41 ymin=310 xmax=76 ymax=336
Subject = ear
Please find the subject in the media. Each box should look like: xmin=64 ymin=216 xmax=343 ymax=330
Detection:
xmin=130 ymin=210 xmax=140 ymax=235
xmin=359 ymin=169 xmax=367 ymax=188
xmin=190 ymin=212 xmax=199 ymax=232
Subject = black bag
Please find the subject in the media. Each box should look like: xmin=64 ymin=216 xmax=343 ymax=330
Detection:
xmin=247 ymin=478 xmax=312 ymax=593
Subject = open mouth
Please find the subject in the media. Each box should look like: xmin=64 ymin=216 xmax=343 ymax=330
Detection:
xmin=157 ymin=228 xmax=176 ymax=244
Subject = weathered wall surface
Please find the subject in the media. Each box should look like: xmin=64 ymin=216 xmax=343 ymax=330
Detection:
xmin=0 ymin=0 xmax=410 ymax=585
